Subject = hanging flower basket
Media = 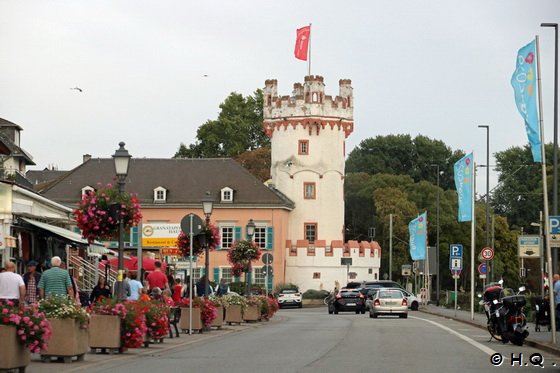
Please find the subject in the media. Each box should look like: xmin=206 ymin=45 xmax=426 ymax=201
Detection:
xmin=73 ymin=182 xmax=142 ymax=243
xmin=227 ymin=240 xmax=262 ymax=275
xmin=176 ymin=223 xmax=220 ymax=257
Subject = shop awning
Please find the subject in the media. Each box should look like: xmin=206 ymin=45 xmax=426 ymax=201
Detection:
xmin=20 ymin=218 xmax=105 ymax=250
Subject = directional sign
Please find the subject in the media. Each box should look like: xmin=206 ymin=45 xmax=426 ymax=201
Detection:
xmin=480 ymin=247 xmax=494 ymax=260
xmin=518 ymin=236 xmax=541 ymax=258
xmin=478 ymin=262 xmax=487 ymax=275
xmin=401 ymin=265 xmax=412 ymax=277
xmin=450 ymin=244 xmax=463 ymax=258
xmin=450 ymin=258 xmax=462 ymax=271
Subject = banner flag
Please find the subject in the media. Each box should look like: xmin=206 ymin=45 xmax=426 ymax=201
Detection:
xmin=454 ymin=152 xmax=474 ymax=222
xmin=409 ymin=212 xmax=427 ymax=261
xmin=294 ymin=25 xmax=311 ymax=61
xmin=511 ymin=40 xmax=541 ymax=163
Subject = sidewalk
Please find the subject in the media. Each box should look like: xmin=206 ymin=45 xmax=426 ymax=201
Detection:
xmin=26 ymin=321 xmax=268 ymax=372
xmin=421 ymin=304 xmax=560 ymax=356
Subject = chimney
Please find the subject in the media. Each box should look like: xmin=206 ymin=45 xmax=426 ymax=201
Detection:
xmin=83 ymin=154 xmax=91 ymax=163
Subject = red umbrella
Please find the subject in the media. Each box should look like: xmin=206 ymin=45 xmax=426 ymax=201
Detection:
xmin=140 ymin=257 xmax=167 ymax=272
xmin=99 ymin=256 xmax=166 ymax=272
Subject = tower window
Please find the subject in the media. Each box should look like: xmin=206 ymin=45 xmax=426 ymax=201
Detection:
xmin=304 ymin=182 xmax=316 ymax=199
xmin=298 ymin=140 xmax=309 ymax=155
xmin=305 ymin=223 xmax=317 ymax=244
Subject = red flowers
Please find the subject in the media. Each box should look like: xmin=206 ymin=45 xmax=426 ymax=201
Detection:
xmin=176 ymin=223 xmax=220 ymax=257
xmin=227 ymin=240 xmax=262 ymax=276
xmin=1 ymin=301 xmax=51 ymax=353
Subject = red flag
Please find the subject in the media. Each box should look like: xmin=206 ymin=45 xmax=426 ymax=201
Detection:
xmin=294 ymin=25 xmax=311 ymax=61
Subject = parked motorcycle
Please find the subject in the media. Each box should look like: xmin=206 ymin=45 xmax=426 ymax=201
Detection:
xmin=480 ymin=282 xmax=529 ymax=346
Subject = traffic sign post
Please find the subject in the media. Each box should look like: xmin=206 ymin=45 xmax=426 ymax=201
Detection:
xmin=549 ymin=216 xmax=560 ymax=247
xmin=180 ymin=213 xmax=203 ymax=335
xmin=262 ymin=254 xmax=274 ymax=296
xmin=449 ymin=244 xmax=463 ymax=318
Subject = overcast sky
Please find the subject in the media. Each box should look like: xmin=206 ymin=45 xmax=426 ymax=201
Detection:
xmin=1 ymin=0 xmax=559 ymax=193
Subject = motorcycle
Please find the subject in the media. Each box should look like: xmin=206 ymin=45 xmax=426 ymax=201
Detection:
xmin=480 ymin=282 xmax=529 ymax=346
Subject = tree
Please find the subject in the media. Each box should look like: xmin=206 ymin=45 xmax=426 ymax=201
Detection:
xmin=234 ymin=147 xmax=271 ymax=182
xmin=173 ymin=90 xmax=269 ymax=158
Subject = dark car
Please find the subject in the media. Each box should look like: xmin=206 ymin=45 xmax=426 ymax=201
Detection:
xmin=328 ymin=289 xmax=366 ymax=314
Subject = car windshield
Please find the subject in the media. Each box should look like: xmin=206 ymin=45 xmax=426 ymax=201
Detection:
xmin=282 ymin=289 xmax=298 ymax=294
xmin=379 ymin=290 xmax=403 ymax=299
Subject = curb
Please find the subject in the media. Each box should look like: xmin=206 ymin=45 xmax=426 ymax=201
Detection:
xmin=420 ymin=308 xmax=560 ymax=357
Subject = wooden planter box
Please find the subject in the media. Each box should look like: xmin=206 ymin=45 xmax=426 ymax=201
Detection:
xmin=42 ymin=318 xmax=88 ymax=362
xmin=0 ymin=325 xmax=30 ymax=371
xmin=211 ymin=306 xmax=223 ymax=328
xmin=179 ymin=307 xmax=203 ymax=332
xmin=225 ymin=304 xmax=243 ymax=324
xmin=89 ymin=315 xmax=121 ymax=350
xmin=243 ymin=304 xmax=260 ymax=322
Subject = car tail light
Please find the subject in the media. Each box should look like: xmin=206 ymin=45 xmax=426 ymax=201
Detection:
xmin=374 ymin=299 xmax=380 ymax=306
xmin=402 ymin=299 xmax=407 ymax=306
xmin=278 ymin=294 xmax=284 ymax=297
xmin=295 ymin=293 xmax=301 ymax=296
xmin=336 ymin=294 xmax=342 ymax=299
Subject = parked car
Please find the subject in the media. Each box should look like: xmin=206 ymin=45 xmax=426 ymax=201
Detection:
xmin=369 ymin=288 xmax=408 ymax=318
xmin=402 ymin=289 xmax=419 ymax=311
xmin=329 ymin=288 xmax=366 ymax=314
xmin=277 ymin=288 xmax=303 ymax=308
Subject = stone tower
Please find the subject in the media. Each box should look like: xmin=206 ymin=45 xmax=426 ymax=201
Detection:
xmin=263 ymin=76 xmax=353 ymax=245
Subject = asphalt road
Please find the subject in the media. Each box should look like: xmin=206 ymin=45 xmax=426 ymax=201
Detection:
xmin=28 ymin=307 xmax=560 ymax=372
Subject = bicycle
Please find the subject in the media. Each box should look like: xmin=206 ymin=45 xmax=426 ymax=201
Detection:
xmin=323 ymin=292 xmax=335 ymax=305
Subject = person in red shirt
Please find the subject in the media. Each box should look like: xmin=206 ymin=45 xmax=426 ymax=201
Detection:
xmin=172 ymin=278 xmax=184 ymax=303
xmin=146 ymin=261 xmax=168 ymax=291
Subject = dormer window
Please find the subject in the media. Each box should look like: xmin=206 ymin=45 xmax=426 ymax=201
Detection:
xmin=221 ymin=187 xmax=233 ymax=203
xmin=81 ymin=186 xmax=94 ymax=198
xmin=153 ymin=186 xmax=167 ymax=203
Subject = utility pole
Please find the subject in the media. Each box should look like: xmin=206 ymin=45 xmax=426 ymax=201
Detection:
xmin=389 ymin=214 xmax=393 ymax=281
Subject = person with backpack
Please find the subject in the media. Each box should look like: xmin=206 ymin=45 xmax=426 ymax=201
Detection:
xmin=215 ymin=278 xmax=230 ymax=296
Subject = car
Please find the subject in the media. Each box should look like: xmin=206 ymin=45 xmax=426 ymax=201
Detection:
xmin=401 ymin=289 xmax=419 ymax=311
xmin=365 ymin=288 xmax=379 ymax=311
xmin=369 ymin=288 xmax=408 ymax=318
xmin=277 ymin=288 xmax=303 ymax=308
xmin=362 ymin=281 xmax=405 ymax=290
xmin=328 ymin=288 xmax=366 ymax=314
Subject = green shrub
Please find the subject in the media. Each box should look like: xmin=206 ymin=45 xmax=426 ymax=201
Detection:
xmin=229 ymin=282 xmax=246 ymax=295
xmin=302 ymin=289 xmax=329 ymax=299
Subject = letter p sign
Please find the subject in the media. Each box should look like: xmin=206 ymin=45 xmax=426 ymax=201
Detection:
xmin=450 ymin=244 xmax=463 ymax=258
xmin=549 ymin=216 xmax=560 ymax=235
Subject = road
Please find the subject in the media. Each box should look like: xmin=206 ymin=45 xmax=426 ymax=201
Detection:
xmin=28 ymin=307 xmax=560 ymax=372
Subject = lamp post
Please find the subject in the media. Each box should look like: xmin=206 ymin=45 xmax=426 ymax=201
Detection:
xmin=245 ymin=219 xmax=256 ymax=296
xmin=478 ymin=125 xmax=491 ymax=284
xmin=202 ymin=191 xmax=214 ymax=298
xmin=541 ymin=23 xmax=558 ymax=272
xmin=431 ymin=164 xmax=442 ymax=305
xmin=112 ymin=142 xmax=131 ymax=301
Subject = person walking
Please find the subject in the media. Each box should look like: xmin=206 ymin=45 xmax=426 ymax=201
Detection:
xmin=38 ymin=256 xmax=73 ymax=300
xmin=146 ymin=261 xmax=168 ymax=291
xmin=127 ymin=272 xmax=143 ymax=301
xmin=172 ymin=278 xmax=184 ymax=303
xmin=554 ymin=274 xmax=560 ymax=330
xmin=215 ymin=278 xmax=230 ymax=296
xmin=23 ymin=260 xmax=41 ymax=305
xmin=0 ymin=261 xmax=25 ymax=306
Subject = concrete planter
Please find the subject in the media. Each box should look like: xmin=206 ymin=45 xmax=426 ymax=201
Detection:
xmin=179 ymin=307 xmax=202 ymax=332
xmin=89 ymin=315 xmax=121 ymax=350
xmin=225 ymin=304 xmax=243 ymax=324
xmin=243 ymin=304 xmax=260 ymax=322
xmin=0 ymin=325 xmax=30 ymax=372
xmin=41 ymin=318 xmax=88 ymax=362
xmin=211 ymin=306 xmax=223 ymax=328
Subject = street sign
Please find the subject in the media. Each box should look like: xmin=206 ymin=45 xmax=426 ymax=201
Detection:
xmin=180 ymin=213 xmax=203 ymax=235
xmin=518 ymin=236 xmax=541 ymax=258
xmin=480 ymin=247 xmax=494 ymax=260
xmin=478 ymin=262 xmax=487 ymax=275
xmin=450 ymin=258 xmax=462 ymax=270
xmin=262 ymin=265 xmax=273 ymax=276
xmin=401 ymin=265 xmax=412 ymax=277
xmin=549 ymin=216 xmax=560 ymax=247
xmin=450 ymin=244 xmax=463 ymax=258
xmin=451 ymin=269 xmax=461 ymax=278
xmin=262 ymin=253 xmax=273 ymax=265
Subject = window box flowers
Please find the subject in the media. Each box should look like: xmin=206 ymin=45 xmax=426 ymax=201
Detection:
xmin=73 ymin=182 xmax=142 ymax=242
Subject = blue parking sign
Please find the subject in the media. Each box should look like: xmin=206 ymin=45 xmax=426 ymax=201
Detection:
xmin=550 ymin=216 xmax=560 ymax=235
xmin=450 ymin=244 xmax=463 ymax=258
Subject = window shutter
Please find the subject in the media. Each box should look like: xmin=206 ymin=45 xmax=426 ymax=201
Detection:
xmin=130 ymin=227 xmax=139 ymax=246
xmin=266 ymin=227 xmax=273 ymax=250
xmin=234 ymin=276 xmax=240 ymax=283
xmin=213 ymin=268 xmax=220 ymax=283
xmin=267 ymin=274 xmax=273 ymax=291
xmin=216 ymin=226 xmax=222 ymax=250
xmin=234 ymin=226 xmax=241 ymax=242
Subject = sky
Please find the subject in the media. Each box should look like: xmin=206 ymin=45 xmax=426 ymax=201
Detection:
xmin=1 ymin=0 xmax=559 ymax=194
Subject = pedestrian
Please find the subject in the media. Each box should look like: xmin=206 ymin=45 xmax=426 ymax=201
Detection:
xmin=151 ymin=287 xmax=162 ymax=300
xmin=115 ymin=271 xmax=131 ymax=299
xmin=172 ymin=278 xmax=184 ymax=303
xmin=60 ymin=261 xmax=81 ymax=305
xmin=196 ymin=275 xmax=208 ymax=297
xmin=127 ymin=272 xmax=143 ymax=301
xmin=553 ymin=274 xmax=560 ymax=330
xmin=139 ymin=288 xmax=151 ymax=302
xmin=146 ymin=261 xmax=169 ymax=291
xmin=23 ymin=260 xmax=41 ymax=305
xmin=90 ymin=276 xmax=112 ymax=304
xmin=215 ymin=278 xmax=230 ymax=296
xmin=38 ymin=256 xmax=73 ymax=300
xmin=0 ymin=261 xmax=25 ymax=306
xmin=162 ymin=289 xmax=174 ymax=306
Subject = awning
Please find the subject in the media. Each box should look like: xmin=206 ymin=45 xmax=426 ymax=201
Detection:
xmin=88 ymin=246 xmax=119 ymax=256
xmin=21 ymin=218 xmax=104 ymax=249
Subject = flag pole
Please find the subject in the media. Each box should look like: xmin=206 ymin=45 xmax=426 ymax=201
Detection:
xmin=536 ymin=35 xmax=557 ymax=343
xmin=470 ymin=158 xmax=476 ymax=320
xmin=308 ymin=23 xmax=312 ymax=76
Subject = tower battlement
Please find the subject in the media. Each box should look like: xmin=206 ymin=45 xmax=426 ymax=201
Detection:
xmin=263 ymin=75 xmax=353 ymax=138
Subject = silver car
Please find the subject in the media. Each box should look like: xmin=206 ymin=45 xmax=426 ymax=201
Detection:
xmin=369 ymin=289 xmax=408 ymax=318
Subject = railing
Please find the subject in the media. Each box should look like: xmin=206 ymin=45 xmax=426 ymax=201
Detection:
xmin=68 ymin=255 xmax=117 ymax=292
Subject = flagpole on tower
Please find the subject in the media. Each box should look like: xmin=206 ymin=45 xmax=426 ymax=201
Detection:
xmin=308 ymin=23 xmax=312 ymax=76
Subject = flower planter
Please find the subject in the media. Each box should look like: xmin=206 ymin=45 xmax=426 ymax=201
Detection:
xmin=243 ymin=304 xmax=260 ymax=322
xmin=88 ymin=315 xmax=121 ymax=352
xmin=41 ymin=318 xmax=88 ymax=363
xmin=211 ymin=306 xmax=223 ymax=329
xmin=225 ymin=304 xmax=243 ymax=325
xmin=0 ymin=325 xmax=30 ymax=372
xmin=179 ymin=307 xmax=203 ymax=332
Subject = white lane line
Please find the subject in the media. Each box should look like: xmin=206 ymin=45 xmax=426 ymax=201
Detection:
xmin=410 ymin=315 xmax=497 ymax=356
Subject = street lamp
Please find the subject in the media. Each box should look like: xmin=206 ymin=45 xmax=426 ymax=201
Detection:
xmin=112 ymin=141 xmax=131 ymax=301
xmin=478 ymin=125 xmax=491 ymax=283
xmin=245 ymin=219 xmax=256 ymax=296
xmin=541 ymin=23 xmax=558 ymax=272
xmin=431 ymin=164 xmax=443 ymax=305
xmin=202 ymin=191 xmax=214 ymax=298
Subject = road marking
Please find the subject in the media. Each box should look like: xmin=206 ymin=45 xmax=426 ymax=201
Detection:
xmin=410 ymin=315 xmax=496 ymax=356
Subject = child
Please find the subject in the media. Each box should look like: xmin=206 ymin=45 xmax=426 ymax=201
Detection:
xmin=139 ymin=288 xmax=151 ymax=302
xmin=162 ymin=289 xmax=174 ymax=307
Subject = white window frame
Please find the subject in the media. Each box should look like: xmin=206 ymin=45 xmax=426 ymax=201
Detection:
xmin=220 ymin=225 xmax=235 ymax=249
xmin=221 ymin=187 xmax=233 ymax=203
xmin=220 ymin=267 xmax=233 ymax=283
xmin=153 ymin=186 xmax=167 ymax=202
xmin=252 ymin=266 xmax=265 ymax=287
xmin=253 ymin=226 xmax=267 ymax=249
xmin=81 ymin=186 xmax=94 ymax=198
